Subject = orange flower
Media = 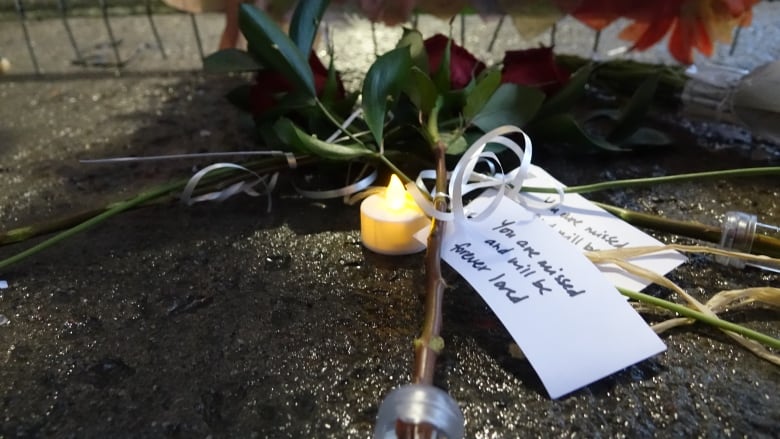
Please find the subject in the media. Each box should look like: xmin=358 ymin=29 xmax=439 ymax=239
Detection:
xmin=617 ymin=0 xmax=758 ymax=64
xmin=569 ymin=0 xmax=628 ymax=31
xmin=566 ymin=0 xmax=757 ymax=64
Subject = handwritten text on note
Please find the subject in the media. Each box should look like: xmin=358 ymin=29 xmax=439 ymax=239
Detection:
xmin=442 ymin=196 xmax=666 ymax=398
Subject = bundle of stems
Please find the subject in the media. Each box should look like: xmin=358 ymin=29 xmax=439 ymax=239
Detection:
xmin=2 ymin=163 xmax=779 ymax=264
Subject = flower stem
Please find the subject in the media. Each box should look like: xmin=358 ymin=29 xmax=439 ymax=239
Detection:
xmin=376 ymin=153 xmax=414 ymax=186
xmin=0 ymin=180 xmax=183 ymax=271
xmin=0 ymin=156 xmax=314 ymax=270
xmin=522 ymin=166 xmax=780 ymax=195
xmin=413 ymin=140 xmax=449 ymax=386
xmin=619 ymin=287 xmax=780 ymax=350
xmin=315 ymin=99 xmax=367 ymax=148
xmin=596 ymin=203 xmax=780 ymax=258
xmin=521 ymin=166 xmax=780 ymax=258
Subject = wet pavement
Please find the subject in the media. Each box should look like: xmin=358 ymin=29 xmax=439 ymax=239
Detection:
xmin=1 ymin=5 xmax=779 ymax=438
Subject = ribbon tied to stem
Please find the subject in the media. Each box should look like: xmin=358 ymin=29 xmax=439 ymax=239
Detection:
xmin=407 ymin=125 xmax=565 ymax=226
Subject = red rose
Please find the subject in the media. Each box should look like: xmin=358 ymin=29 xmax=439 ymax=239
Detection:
xmin=250 ymin=52 xmax=344 ymax=116
xmin=501 ymin=47 xmax=569 ymax=95
xmin=424 ymin=34 xmax=486 ymax=90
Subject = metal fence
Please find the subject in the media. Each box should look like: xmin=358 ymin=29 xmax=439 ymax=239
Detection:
xmin=2 ymin=1 xmax=780 ymax=77
xmin=3 ymin=0 xmax=211 ymax=74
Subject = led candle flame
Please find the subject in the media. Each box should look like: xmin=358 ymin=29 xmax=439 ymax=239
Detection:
xmin=360 ymin=175 xmax=429 ymax=255
xmin=385 ymin=174 xmax=406 ymax=211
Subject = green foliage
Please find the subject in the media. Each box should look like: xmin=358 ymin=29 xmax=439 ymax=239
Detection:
xmin=608 ymin=76 xmax=659 ymax=143
xmin=537 ymin=64 xmax=593 ymax=118
xmin=530 ymin=114 xmax=629 ymax=152
xmin=361 ymin=46 xmax=412 ymax=147
xmin=432 ymin=39 xmax=451 ymax=93
xmin=289 ymin=0 xmax=329 ymax=58
xmin=225 ymin=85 xmax=253 ymax=113
xmin=258 ymin=92 xmax=317 ymax=122
xmin=397 ymin=28 xmax=429 ymax=73
xmin=441 ymin=131 xmax=468 ymax=155
xmin=275 ymin=119 xmax=373 ymax=160
xmin=470 ymin=84 xmax=545 ymax=133
xmin=405 ymin=67 xmax=439 ymax=116
xmin=203 ymin=49 xmax=263 ymax=73
xmin=239 ymin=4 xmax=315 ymax=96
xmin=622 ymin=127 xmax=671 ymax=146
xmin=322 ymin=56 xmax=341 ymax=106
xmin=463 ymin=69 xmax=502 ymax=121
xmin=224 ymin=8 xmax=672 ymax=162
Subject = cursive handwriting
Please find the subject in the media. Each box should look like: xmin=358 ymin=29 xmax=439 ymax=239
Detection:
xmin=450 ymin=242 xmax=491 ymax=272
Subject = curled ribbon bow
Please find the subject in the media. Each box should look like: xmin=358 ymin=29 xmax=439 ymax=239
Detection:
xmin=408 ymin=125 xmax=563 ymax=226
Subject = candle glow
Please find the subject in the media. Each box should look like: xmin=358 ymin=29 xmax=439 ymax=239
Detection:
xmin=360 ymin=175 xmax=429 ymax=255
xmin=385 ymin=174 xmax=406 ymax=211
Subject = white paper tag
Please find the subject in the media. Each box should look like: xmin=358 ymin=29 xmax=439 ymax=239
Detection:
xmin=0 ymin=280 xmax=7 ymax=289
xmin=518 ymin=165 xmax=686 ymax=291
xmin=442 ymin=196 xmax=666 ymax=399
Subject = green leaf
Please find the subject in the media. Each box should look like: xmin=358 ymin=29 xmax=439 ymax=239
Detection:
xmin=537 ymin=63 xmax=593 ymax=119
xmin=463 ymin=68 xmax=502 ymax=121
xmin=529 ymin=114 xmax=628 ymax=152
xmin=239 ymin=4 xmax=315 ymax=96
xmin=608 ymin=76 xmax=659 ymax=143
xmin=471 ymin=83 xmax=545 ymax=132
xmin=289 ymin=0 xmax=329 ymax=58
xmin=432 ymin=38 xmax=451 ymax=93
xmin=396 ymin=28 xmax=428 ymax=73
xmin=322 ymin=56 xmax=340 ymax=105
xmin=266 ymin=91 xmax=317 ymax=117
xmin=442 ymin=131 xmax=468 ymax=155
xmin=404 ymin=67 xmax=438 ymax=115
xmin=622 ymin=127 xmax=671 ymax=146
xmin=256 ymin=120 xmax=284 ymax=147
xmin=225 ymin=84 xmax=253 ymax=112
xmin=203 ymin=49 xmax=263 ymax=73
xmin=361 ymin=46 xmax=412 ymax=147
xmin=275 ymin=118 xmax=373 ymax=160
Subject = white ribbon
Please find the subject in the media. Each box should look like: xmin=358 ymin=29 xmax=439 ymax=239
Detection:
xmin=294 ymin=165 xmax=378 ymax=199
xmin=326 ymin=108 xmax=363 ymax=144
xmin=409 ymin=125 xmax=541 ymax=225
xmin=180 ymin=162 xmax=281 ymax=211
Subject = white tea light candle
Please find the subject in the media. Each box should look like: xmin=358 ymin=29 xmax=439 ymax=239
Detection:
xmin=360 ymin=175 xmax=429 ymax=255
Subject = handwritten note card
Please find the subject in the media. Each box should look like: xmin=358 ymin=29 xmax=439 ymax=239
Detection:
xmin=517 ymin=165 xmax=686 ymax=292
xmin=442 ymin=196 xmax=666 ymax=398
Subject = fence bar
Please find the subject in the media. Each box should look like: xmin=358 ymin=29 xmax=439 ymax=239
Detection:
xmin=592 ymin=29 xmax=601 ymax=53
xmin=189 ymin=13 xmax=205 ymax=60
xmin=550 ymin=22 xmax=557 ymax=46
xmin=13 ymin=0 xmax=40 ymax=74
xmin=486 ymin=15 xmax=505 ymax=52
xmin=729 ymin=25 xmax=742 ymax=56
xmin=99 ymin=0 xmax=124 ymax=68
xmin=460 ymin=13 xmax=465 ymax=47
xmin=58 ymin=0 xmax=83 ymax=63
xmin=145 ymin=0 xmax=167 ymax=59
